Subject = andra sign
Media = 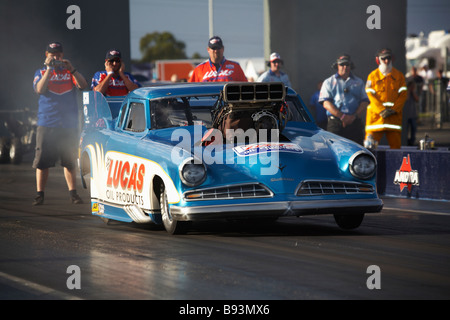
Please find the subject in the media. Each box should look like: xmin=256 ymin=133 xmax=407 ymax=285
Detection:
xmin=393 ymin=154 xmax=419 ymax=193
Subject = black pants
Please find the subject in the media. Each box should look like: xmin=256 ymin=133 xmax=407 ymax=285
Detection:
xmin=327 ymin=116 xmax=365 ymax=145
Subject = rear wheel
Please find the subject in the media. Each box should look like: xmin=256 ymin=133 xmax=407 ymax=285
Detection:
xmin=160 ymin=182 xmax=189 ymax=235
xmin=334 ymin=213 xmax=364 ymax=230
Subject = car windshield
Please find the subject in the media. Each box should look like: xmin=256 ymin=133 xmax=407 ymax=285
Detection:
xmin=150 ymin=95 xmax=217 ymax=129
xmin=150 ymin=94 xmax=310 ymax=130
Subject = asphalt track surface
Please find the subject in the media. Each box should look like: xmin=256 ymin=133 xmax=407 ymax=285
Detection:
xmin=0 ymin=161 xmax=449 ymax=302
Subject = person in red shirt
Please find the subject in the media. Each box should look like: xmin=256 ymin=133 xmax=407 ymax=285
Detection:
xmin=189 ymin=36 xmax=247 ymax=83
xmin=91 ymin=49 xmax=140 ymax=96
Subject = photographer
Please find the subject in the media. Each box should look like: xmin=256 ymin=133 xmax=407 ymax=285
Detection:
xmin=91 ymin=49 xmax=140 ymax=96
xmin=32 ymin=42 xmax=88 ymax=206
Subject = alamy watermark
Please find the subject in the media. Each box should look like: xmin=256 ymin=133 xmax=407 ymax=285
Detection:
xmin=366 ymin=265 xmax=381 ymax=290
xmin=170 ymin=127 xmax=291 ymax=176
xmin=66 ymin=5 xmax=81 ymax=30
xmin=366 ymin=5 xmax=381 ymax=30
xmin=66 ymin=265 xmax=81 ymax=290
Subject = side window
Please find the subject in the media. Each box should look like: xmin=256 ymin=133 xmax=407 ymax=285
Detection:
xmin=118 ymin=103 xmax=127 ymax=129
xmin=125 ymin=102 xmax=146 ymax=132
xmin=286 ymin=96 xmax=311 ymax=122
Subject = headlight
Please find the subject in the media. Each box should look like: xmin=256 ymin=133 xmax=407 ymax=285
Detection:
xmin=349 ymin=151 xmax=376 ymax=180
xmin=179 ymin=158 xmax=207 ymax=187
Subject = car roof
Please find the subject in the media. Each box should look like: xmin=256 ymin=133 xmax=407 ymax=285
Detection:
xmin=128 ymin=82 xmax=297 ymax=101
xmin=129 ymin=82 xmax=226 ymax=100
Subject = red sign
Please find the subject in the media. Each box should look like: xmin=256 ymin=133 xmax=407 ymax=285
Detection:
xmin=106 ymin=159 xmax=145 ymax=193
xmin=393 ymin=154 xmax=419 ymax=192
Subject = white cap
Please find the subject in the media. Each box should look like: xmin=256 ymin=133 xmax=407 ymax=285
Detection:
xmin=270 ymin=52 xmax=282 ymax=62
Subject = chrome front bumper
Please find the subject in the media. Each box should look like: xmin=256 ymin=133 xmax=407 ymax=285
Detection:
xmin=170 ymin=198 xmax=383 ymax=221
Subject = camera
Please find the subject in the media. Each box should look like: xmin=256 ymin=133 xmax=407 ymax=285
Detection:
xmin=48 ymin=59 xmax=65 ymax=68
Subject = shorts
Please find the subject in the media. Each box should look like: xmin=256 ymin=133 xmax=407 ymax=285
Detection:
xmin=32 ymin=126 xmax=79 ymax=170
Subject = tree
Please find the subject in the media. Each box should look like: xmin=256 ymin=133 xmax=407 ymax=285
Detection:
xmin=139 ymin=31 xmax=187 ymax=62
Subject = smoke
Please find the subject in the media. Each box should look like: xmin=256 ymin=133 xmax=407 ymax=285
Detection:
xmin=0 ymin=0 xmax=131 ymax=113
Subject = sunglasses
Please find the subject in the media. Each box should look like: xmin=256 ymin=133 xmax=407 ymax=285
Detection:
xmin=108 ymin=59 xmax=121 ymax=63
xmin=380 ymin=56 xmax=392 ymax=61
xmin=338 ymin=63 xmax=350 ymax=67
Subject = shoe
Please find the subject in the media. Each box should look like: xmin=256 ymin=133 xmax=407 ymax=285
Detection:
xmin=32 ymin=195 xmax=44 ymax=206
xmin=71 ymin=193 xmax=84 ymax=204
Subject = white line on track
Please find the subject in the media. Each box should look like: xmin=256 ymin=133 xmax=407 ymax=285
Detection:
xmin=383 ymin=206 xmax=450 ymax=216
xmin=0 ymin=271 xmax=82 ymax=300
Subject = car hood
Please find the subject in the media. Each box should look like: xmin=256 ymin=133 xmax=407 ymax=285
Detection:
xmin=146 ymin=123 xmax=368 ymax=192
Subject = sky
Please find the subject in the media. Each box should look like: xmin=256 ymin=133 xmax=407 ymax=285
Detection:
xmin=129 ymin=0 xmax=450 ymax=61
xmin=130 ymin=0 xmax=264 ymax=60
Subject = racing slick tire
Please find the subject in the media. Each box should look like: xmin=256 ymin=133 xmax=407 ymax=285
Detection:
xmin=333 ymin=213 xmax=364 ymax=230
xmin=9 ymin=137 xmax=23 ymax=165
xmin=0 ymin=137 xmax=10 ymax=163
xmin=160 ymin=182 xmax=189 ymax=235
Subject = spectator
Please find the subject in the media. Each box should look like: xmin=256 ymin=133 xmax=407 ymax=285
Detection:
xmin=436 ymin=69 xmax=449 ymax=89
xmin=408 ymin=66 xmax=424 ymax=98
xmin=309 ymin=81 xmax=327 ymax=129
xmin=418 ymin=64 xmax=434 ymax=113
xmin=189 ymin=36 xmax=247 ymax=82
xmin=32 ymin=42 xmax=88 ymax=205
xmin=92 ymin=49 xmax=140 ymax=96
xmin=365 ymin=48 xmax=407 ymax=149
xmin=403 ymin=80 xmax=419 ymax=146
xmin=257 ymin=52 xmax=291 ymax=87
xmin=170 ymin=74 xmax=179 ymax=82
xmin=318 ymin=54 xmax=369 ymax=144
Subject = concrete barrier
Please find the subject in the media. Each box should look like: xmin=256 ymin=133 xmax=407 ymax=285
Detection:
xmin=374 ymin=146 xmax=450 ymax=201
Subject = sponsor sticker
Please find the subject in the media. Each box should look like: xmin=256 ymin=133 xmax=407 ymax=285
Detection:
xmin=83 ymin=91 xmax=89 ymax=104
xmin=233 ymin=142 xmax=303 ymax=157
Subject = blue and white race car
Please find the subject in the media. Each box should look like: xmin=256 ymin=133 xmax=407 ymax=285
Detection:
xmin=79 ymin=82 xmax=382 ymax=234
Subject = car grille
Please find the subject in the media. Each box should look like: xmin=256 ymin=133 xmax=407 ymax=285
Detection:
xmin=184 ymin=183 xmax=273 ymax=201
xmin=296 ymin=180 xmax=374 ymax=196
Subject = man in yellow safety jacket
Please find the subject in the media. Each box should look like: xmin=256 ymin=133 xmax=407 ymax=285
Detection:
xmin=365 ymin=48 xmax=407 ymax=149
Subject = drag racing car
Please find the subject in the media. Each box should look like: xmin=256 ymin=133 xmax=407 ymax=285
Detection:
xmin=78 ymin=82 xmax=383 ymax=234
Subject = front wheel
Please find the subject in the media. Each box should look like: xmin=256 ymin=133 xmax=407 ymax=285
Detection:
xmin=160 ymin=183 xmax=189 ymax=235
xmin=334 ymin=213 xmax=364 ymax=230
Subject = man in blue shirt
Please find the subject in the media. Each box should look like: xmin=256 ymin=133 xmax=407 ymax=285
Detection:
xmin=32 ymin=42 xmax=88 ymax=205
xmin=257 ymin=52 xmax=291 ymax=87
xmin=318 ymin=54 xmax=369 ymax=145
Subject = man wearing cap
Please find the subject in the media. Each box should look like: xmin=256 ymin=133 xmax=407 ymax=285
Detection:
xmin=365 ymin=48 xmax=407 ymax=149
xmin=91 ymin=49 xmax=140 ymax=96
xmin=32 ymin=42 xmax=88 ymax=205
xmin=189 ymin=36 xmax=247 ymax=82
xmin=318 ymin=54 xmax=369 ymax=145
xmin=257 ymin=52 xmax=291 ymax=87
